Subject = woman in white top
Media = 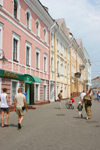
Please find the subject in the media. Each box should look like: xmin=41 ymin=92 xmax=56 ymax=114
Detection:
xmin=0 ymin=88 xmax=9 ymax=127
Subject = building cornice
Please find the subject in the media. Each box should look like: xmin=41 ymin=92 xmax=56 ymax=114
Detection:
xmin=24 ymin=0 xmax=54 ymax=30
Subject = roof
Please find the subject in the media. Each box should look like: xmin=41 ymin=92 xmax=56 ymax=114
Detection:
xmin=55 ymin=18 xmax=65 ymax=26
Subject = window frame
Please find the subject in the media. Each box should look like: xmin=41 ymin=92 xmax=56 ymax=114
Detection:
xmin=43 ymin=54 xmax=47 ymax=72
xmin=43 ymin=27 xmax=47 ymax=43
xmin=36 ymin=19 xmax=40 ymax=37
xmin=36 ymin=48 xmax=40 ymax=70
xmin=26 ymin=9 xmax=32 ymax=30
xmin=13 ymin=0 xmax=20 ymax=20
xmin=11 ymin=80 xmax=19 ymax=104
xmin=25 ymin=42 xmax=31 ymax=67
xmin=0 ymin=0 xmax=3 ymax=6
xmin=34 ymin=83 xmax=40 ymax=102
xmin=0 ymin=23 xmax=3 ymax=50
xmin=12 ymin=33 xmax=20 ymax=62
xmin=43 ymin=84 xmax=47 ymax=101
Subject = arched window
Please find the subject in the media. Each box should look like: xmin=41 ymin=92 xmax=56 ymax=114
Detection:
xmin=26 ymin=9 xmax=31 ymax=30
xmin=13 ymin=0 xmax=20 ymax=20
xmin=36 ymin=19 xmax=40 ymax=37
xmin=44 ymin=28 xmax=47 ymax=43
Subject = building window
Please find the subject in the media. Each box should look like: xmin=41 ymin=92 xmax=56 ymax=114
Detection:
xmin=0 ymin=23 xmax=3 ymax=50
xmin=61 ymin=63 xmax=63 ymax=76
xmin=11 ymin=81 xmax=18 ymax=104
xmin=13 ymin=39 xmax=18 ymax=61
xmin=26 ymin=44 xmax=31 ymax=66
xmin=36 ymin=49 xmax=40 ymax=69
xmin=51 ymin=57 xmax=54 ymax=72
xmin=44 ymin=28 xmax=47 ymax=43
xmin=0 ymin=0 xmax=3 ymax=6
xmin=44 ymin=54 xmax=47 ymax=72
xmin=35 ymin=84 xmax=40 ymax=102
xmin=36 ymin=20 xmax=40 ymax=37
xmin=51 ymin=33 xmax=54 ymax=47
xmin=43 ymin=85 xmax=47 ymax=100
xmin=65 ymin=65 xmax=67 ymax=77
xmin=57 ymin=61 xmax=59 ymax=74
xmin=13 ymin=0 xmax=20 ymax=20
xmin=26 ymin=9 xmax=31 ymax=30
xmin=57 ymin=39 xmax=59 ymax=51
xmin=13 ymin=33 xmax=20 ymax=62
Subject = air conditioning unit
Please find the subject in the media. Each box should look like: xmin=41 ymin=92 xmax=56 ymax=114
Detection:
xmin=75 ymin=72 xmax=81 ymax=78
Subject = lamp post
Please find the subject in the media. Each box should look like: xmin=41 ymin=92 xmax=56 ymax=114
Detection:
xmin=0 ymin=49 xmax=8 ymax=64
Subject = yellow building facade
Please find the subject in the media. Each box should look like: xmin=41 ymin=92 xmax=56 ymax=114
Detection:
xmin=50 ymin=19 xmax=71 ymax=101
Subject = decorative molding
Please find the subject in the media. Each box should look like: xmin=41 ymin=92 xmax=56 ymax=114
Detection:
xmin=0 ymin=10 xmax=49 ymax=50
xmin=24 ymin=0 xmax=53 ymax=29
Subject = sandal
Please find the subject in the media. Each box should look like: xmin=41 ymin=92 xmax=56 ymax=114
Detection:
xmin=1 ymin=125 xmax=4 ymax=127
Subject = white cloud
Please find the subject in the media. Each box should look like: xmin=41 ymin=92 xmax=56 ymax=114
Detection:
xmin=40 ymin=0 xmax=100 ymax=78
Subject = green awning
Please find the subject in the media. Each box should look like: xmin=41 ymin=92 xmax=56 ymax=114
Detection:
xmin=24 ymin=74 xmax=42 ymax=83
xmin=0 ymin=69 xmax=24 ymax=81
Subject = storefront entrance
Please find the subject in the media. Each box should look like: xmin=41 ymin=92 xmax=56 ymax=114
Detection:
xmin=24 ymin=74 xmax=42 ymax=105
xmin=25 ymin=83 xmax=34 ymax=105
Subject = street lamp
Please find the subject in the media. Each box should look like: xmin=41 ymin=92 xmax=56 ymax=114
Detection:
xmin=0 ymin=49 xmax=8 ymax=64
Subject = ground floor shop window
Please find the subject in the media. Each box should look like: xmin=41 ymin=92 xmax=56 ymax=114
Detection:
xmin=43 ymin=85 xmax=47 ymax=100
xmin=11 ymin=81 xmax=18 ymax=104
xmin=34 ymin=84 xmax=40 ymax=102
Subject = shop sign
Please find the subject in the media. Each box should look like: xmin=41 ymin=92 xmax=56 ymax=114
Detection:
xmin=4 ymin=71 xmax=18 ymax=79
xmin=0 ymin=69 xmax=24 ymax=81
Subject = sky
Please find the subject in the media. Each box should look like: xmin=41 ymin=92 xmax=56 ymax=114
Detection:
xmin=40 ymin=0 xmax=100 ymax=79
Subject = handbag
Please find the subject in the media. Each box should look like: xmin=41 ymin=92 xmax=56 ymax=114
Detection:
xmin=22 ymin=106 xmax=25 ymax=111
xmin=87 ymin=100 xmax=92 ymax=106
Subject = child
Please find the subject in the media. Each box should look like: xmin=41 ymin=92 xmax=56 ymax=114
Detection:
xmin=71 ymin=96 xmax=75 ymax=109
xmin=77 ymin=101 xmax=83 ymax=118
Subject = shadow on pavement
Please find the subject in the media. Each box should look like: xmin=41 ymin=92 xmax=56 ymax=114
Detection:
xmin=73 ymin=116 xmax=86 ymax=120
xmin=9 ymin=124 xmax=18 ymax=127
xmin=56 ymin=114 xmax=66 ymax=116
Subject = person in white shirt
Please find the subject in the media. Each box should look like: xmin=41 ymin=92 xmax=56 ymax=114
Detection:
xmin=80 ymin=90 xmax=86 ymax=106
xmin=0 ymin=88 xmax=9 ymax=127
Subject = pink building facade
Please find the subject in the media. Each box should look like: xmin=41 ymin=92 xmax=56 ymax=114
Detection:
xmin=0 ymin=0 xmax=54 ymax=105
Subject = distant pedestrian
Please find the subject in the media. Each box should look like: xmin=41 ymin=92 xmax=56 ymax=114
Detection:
xmin=77 ymin=101 xmax=83 ymax=118
xmin=70 ymin=94 xmax=75 ymax=109
xmin=97 ymin=91 xmax=100 ymax=101
xmin=80 ymin=90 xmax=86 ymax=106
xmin=0 ymin=88 xmax=10 ymax=127
xmin=14 ymin=88 xmax=27 ymax=129
xmin=58 ymin=90 xmax=63 ymax=109
xmin=83 ymin=89 xmax=92 ymax=120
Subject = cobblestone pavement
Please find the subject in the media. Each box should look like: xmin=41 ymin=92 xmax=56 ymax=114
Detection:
xmin=0 ymin=97 xmax=100 ymax=150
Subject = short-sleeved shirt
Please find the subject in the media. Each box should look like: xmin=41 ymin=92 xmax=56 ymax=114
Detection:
xmin=15 ymin=93 xmax=25 ymax=108
xmin=0 ymin=93 xmax=9 ymax=108
xmin=80 ymin=92 xmax=86 ymax=101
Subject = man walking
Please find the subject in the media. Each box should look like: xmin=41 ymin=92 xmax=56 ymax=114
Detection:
xmin=14 ymin=88 xmax=27 ymax=129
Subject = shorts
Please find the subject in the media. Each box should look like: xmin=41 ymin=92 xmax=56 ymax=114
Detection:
xmin=16 ymin=107 xmax=24 ymax=116
xmin=1 ymin=107 xmax=9 ymax=113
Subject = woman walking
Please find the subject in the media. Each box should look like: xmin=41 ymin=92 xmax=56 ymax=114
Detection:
xmin=0 ymin=88 xmax=10 ymax=127
xmin=83 ymin=89 xmax=92 ymax=120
